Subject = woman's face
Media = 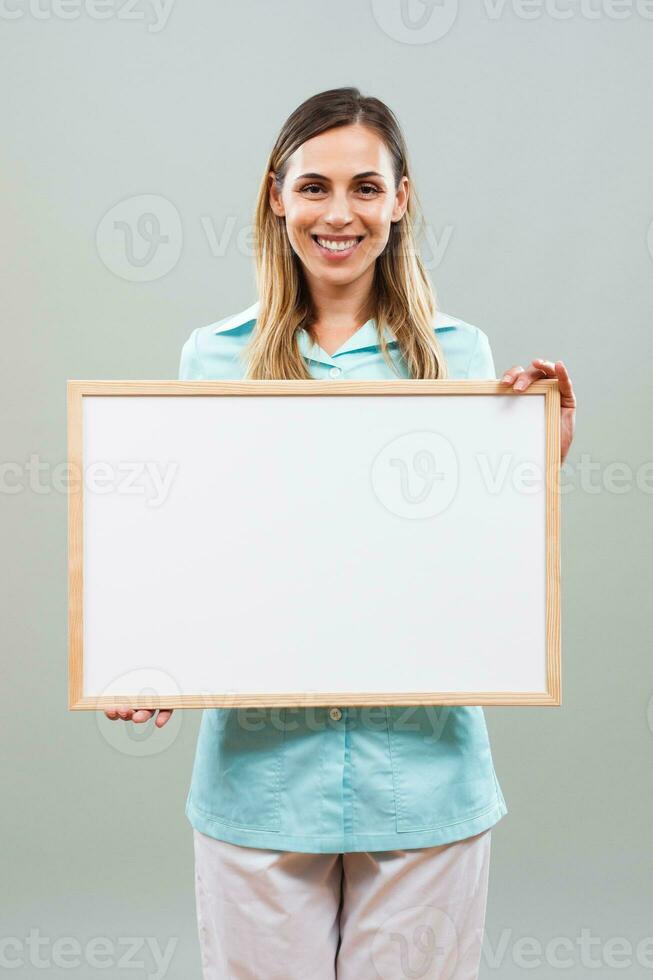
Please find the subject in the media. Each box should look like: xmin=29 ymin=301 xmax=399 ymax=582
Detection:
xmin=269 ymin=123 xmax=408 ymax=290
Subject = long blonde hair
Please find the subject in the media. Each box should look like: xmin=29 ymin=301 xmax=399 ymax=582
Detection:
xmin=243 ymin=86 xmax=448 ymax=381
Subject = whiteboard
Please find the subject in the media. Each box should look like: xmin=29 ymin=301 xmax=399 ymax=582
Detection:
xmin=67 ymin=379 xmax=561 ymax=708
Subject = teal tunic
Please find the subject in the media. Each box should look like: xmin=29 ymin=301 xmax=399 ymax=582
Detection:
xmin=179 ymin=301 xmax=508 ymax=853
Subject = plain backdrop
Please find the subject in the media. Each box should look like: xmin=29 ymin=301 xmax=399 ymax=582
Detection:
xmin=2 ymin=2 xmax=652 ymax=977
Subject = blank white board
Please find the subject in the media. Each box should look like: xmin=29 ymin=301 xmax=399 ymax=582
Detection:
xmin=68 ymin=379 xmax=561 ymax=708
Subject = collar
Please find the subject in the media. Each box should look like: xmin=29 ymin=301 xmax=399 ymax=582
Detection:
xmin=212 ymin=301 xmax=261 ymax=334
xmin=212 ymin=300 xmax=456 ymax=363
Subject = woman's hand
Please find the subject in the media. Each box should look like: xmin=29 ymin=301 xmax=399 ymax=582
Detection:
xmin=104 ymin=707 xmax=174 ymax=728
xmin=500 ymin=359 xmax=576 ymax=464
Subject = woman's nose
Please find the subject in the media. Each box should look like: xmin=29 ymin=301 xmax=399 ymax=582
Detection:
xmin=323 ymin=192 xmax=353 ymax=226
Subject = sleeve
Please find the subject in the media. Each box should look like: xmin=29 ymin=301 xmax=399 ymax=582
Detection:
xmin=466 ymin=327 xmax=496 ymax=380
xmin=178 ymin=327 xmax=202 ymax=380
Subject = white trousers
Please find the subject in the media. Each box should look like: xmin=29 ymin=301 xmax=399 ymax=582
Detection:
xmin=192 ymin=827 xmax=492 ymax=980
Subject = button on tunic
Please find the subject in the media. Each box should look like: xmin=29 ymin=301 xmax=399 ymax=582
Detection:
xmin=179 ymin=300 xmax=508 ymax=853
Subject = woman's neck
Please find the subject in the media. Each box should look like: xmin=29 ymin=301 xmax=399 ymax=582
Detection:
xmin=305 ymin=270 xmax=375 ymax=356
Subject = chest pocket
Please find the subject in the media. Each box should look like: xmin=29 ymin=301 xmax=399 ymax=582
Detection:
xmin=387 ymin=705 xmax=499 ymax=832
xmin=189 ymin=708 xmax=285 ymax=831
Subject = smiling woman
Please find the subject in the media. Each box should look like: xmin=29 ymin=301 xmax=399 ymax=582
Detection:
xmin=245 ymin=89 xmax=449 ymax=377
xmin=106 ymin=85 xmax=575 ymax=980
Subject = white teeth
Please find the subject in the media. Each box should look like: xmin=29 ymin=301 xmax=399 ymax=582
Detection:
xmin=316 ymin=237 xmax=359 ymax=252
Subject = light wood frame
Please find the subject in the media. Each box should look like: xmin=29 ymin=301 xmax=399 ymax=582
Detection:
xmin=68 ymin=379 xmax=561 ymax=710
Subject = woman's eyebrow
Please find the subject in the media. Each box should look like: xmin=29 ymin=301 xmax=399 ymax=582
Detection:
xmin=293 ymin=170 xmax=385 ymax=182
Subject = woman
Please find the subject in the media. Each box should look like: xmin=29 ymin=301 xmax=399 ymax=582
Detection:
xmin=106 ymin=87 xmax=576 ymax=979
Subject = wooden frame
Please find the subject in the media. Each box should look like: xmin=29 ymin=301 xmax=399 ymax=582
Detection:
xmin=68 ymin=379 xmax=561 ymax=709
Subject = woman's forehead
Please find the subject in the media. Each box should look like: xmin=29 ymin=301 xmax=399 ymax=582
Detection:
xmin=286 ymin=125 xmax=393 ymax=179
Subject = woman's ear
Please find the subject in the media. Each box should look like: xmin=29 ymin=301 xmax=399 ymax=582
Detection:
xmin=391 ymin=175 xmax=409 ymax=222
xmin=268 ymin=172 xmax=285 ymax=217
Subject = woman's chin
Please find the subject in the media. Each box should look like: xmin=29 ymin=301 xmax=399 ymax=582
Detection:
xmin=301 ymin=256 xmax=372 ymax=284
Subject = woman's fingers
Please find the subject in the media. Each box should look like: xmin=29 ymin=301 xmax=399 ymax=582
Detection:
xmin=103 ymin=706 xmax=172 ymax=726
xmin=500 ymin=361 xmax=548 ymax=391
xmin=532 ymin=358 xmax=577 ymax=408
xmin=132 ymin=709 xmax=155 ymax=723
xmin=547 ymin=360 xmax=576 ymax=408
xmin=155 ymin=710 xmax=174 ymax=728
xmin=500 ymin=364 xmax=525 ymax=385
xmin=501 ymin=359 xmax=575 ymax=399
xmin=532 ymin=358 xmax=555 ymax=373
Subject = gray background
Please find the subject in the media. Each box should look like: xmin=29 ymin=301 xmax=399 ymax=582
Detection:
xmin=2 ymin=1 xmax=652 ymax=977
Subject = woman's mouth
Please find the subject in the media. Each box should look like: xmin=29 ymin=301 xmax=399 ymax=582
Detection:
xmin=311 ymin=234 xmax=364 ymax=260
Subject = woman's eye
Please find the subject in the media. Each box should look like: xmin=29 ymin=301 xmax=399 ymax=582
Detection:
xmin=300 ymin=183 xmax=381 ymax=196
